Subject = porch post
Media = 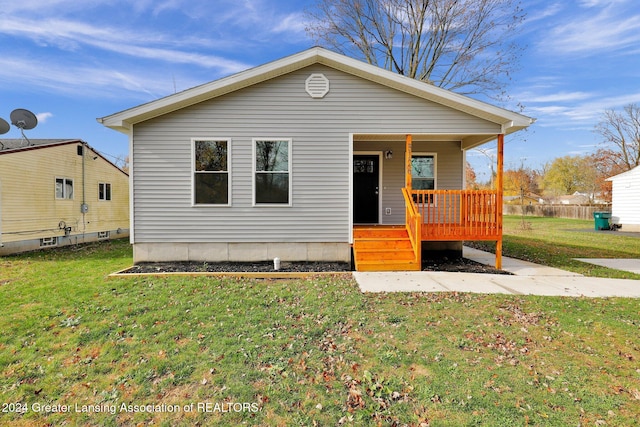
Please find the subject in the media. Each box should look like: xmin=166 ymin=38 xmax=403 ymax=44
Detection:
xmin=495 ymin=134 xmax=504 ymax=270
xmin=405 ymin=134 xmax=413 ymax=190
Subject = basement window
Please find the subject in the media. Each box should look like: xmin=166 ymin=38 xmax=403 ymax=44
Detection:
xmin=40 ymin=237 xmax=58 ymax=247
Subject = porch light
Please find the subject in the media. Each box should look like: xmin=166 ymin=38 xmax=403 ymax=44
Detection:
xmin=385 ymin=150 xmax=393 ymax=159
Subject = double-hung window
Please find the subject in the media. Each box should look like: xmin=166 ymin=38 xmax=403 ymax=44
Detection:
xmin=99 ymin=183 xmax=112 ymax=201
xmin=193 ymin=139 xmax=231 ymax=205
xmin=55 ymin=178 xmax=74 ymax=199
xmin=411 ymin=154 xmax=436 ymax=204
xmin=253 ymin=139 xmax=291 ymax=205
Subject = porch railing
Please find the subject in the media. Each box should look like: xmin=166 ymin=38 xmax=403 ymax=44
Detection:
xmin=409 ymin=189 xmax=501 ymax=240
xmin=402 ymin=187 xmax=422 ymax=266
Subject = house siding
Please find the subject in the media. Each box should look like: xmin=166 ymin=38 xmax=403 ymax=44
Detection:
xmin=131 ymin=64 xmax=499 ymax=244
xmin=610 ymin=166 xmax=640 ymax=231
xmin=354 ymin=140 xmax=462 ymax=225
xmin=0 ymin=143 xmax=129 ymax=254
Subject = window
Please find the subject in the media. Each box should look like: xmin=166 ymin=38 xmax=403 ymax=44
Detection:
xmin=253 ymin=139 xmax=291 ymax=205
xmin=40 ymin=237 xmax=58 ymax=247
xmin=55 ymin=178 xmax=74 ymax=199
xmin=99 ymin=183 xmax=112 ymax=201
xmin=411 ymin=154 xmax=436 ymax=204
xmin=193 ymin=139 xmax=230 ymax=205
xmin=411 ymin=154 xmax=436 ymax=190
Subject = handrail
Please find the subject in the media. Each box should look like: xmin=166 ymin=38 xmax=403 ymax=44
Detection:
xmin=411 ymin=189 xmax=501 ymax=239
xmin=402 ymin=187 xmax=422 ymax=266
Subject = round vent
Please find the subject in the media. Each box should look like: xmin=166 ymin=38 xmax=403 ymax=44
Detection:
xmin=305 ymin=73 xmax=329 ymax=98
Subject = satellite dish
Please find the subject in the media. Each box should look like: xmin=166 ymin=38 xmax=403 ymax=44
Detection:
xmin=0 ymin=117 xmax=10 ymax=135
xmin=10 ymin=109 xmax=38 ymax=130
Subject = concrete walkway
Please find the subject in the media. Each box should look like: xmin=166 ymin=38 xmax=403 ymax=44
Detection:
xmin=354 ymin=247 xmax=640 ymax=298
xmin=574 ymin=258 xmax=640 ymax=275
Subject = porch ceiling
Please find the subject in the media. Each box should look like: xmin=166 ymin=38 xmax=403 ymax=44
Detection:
xmin=353 ymin=133 xmax=497 ymax=149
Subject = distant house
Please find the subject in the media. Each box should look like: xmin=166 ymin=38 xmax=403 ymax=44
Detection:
xmin=98 ymin=47 xmax=532 ymax=270
xmin=607 ymin=166 xmax=640 ymax=231
xmin=556 ymin=193 xmax=591 ymax=205
xmin=504 ymin=193 xmax=542 ymax=205
xmin=0 ymin=139 xmax=129 ymax=255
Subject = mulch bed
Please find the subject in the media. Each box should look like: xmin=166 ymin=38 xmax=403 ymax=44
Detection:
xmin=421 ymin=256 xmax=512 ymax=275
xmin=118 ymin=257 xmax=510 ymax=275
xmin=119 ymin=261 xmax=351 ymax=274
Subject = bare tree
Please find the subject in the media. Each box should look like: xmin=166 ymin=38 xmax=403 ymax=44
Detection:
xmin=594 ymin=103 xmax=640 ymax=172
xmin=305 ymin=0 xmax=525 ymax=99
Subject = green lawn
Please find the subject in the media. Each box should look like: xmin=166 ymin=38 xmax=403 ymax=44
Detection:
xmin=473 ymin=215 xmax=640 ymax=280
xmin=1 ymin=225 xmax=639 ymax=426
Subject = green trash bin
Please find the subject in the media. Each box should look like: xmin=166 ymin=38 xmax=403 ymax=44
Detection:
xmin=593 ymin=212 xmax=611 ymax=230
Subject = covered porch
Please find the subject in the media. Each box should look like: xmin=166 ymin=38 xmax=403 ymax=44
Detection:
xmin=353 ymin=134 xmax=505 ymax=272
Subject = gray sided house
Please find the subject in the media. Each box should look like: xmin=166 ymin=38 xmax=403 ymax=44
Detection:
xmin=99 ymin=47 xmax=533 ymax=271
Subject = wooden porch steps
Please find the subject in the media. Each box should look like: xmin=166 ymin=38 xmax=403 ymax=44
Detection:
xmin=353 ymin=226 xmax=421 ymax=272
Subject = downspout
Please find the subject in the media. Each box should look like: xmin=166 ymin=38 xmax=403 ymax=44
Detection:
xmin=81 ymin=141 xmax=88 ymax=242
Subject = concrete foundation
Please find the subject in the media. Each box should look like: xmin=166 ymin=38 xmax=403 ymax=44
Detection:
xmin=617 ymin=224 xmax=640 ymax=232
xmin=0 ymin=229 xmax=130 ymax=256
xmin=133 ymin=242 xmax=352 ymax=264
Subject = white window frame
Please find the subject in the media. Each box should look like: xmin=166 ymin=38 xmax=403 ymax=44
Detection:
xmin=55 ymin=177 xmax=74 ymax=200
xmin=409 ymin=153 xmax=437 ymax=205
xmin=252 ymin=138 xmax=292 ymax=207
xmin=191 ymin=138 xmax=232 ymax=207
xmin=98 ymin=182 xmax=112 ymax=201
xmin=40 ymin=236 xmax=58 ymax=247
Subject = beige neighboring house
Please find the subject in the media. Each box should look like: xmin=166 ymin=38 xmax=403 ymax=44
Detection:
xmin=0 ymin=139 xmax=129 ymax=255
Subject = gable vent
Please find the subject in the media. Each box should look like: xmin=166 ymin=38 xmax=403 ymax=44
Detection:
xmin=305 ymin=73 xmax=330 ymax=98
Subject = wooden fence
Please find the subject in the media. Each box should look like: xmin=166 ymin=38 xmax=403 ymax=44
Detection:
xmin=503 ymin=204 xmax=610 ymax=220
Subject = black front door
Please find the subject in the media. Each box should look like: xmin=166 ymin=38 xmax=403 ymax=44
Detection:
xmin=353 ymin=155 xmax=380 ymax=223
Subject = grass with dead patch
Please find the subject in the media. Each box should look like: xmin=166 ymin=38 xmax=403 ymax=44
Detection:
xmin=1 ymin=237 xmax=639 ymax=426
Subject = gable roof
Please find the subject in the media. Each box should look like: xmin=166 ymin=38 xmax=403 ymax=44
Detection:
xmin=606 ymin=165 xmax=640 ymax=182
xmin=98 ymin=47 xmax=533 ymax=138
xmin=0 ymin=138 xmax=128 ymax=176
xmin=0 ymin=138 xmax=78 ymax=152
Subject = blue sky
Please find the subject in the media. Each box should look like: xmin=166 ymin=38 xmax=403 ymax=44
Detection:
xmin=1 ymin=0 xmax=639 ymax=182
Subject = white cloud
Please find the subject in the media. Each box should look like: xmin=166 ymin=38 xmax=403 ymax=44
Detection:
xmin=539 ymin=3 xmax=640 ymax=56
xmin=523 ymin=91 xmax=593 ymax=103
xmin=0 ymin=56 xmax=190 ymax=100
xmin=36 ymin=112 xmax=53 ymax=123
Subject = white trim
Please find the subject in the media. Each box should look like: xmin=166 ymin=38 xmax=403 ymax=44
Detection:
xmin=305 ymin=73 xmax=330 ymax=98
xmin=353 ymin=151 xmax=384 ymax=225
xmin=191 ymin=138 xmax=232 ymax=207
xmin=408 ymin=152 xmax=438 ymax=190
xmin=98 ymin=47 xmax=533 ymax=135
xmin=55 ymin=177 xmax=74 ymax=200
xmin=252 ymin=138 xmax=293 ymax=207
xmin=98 ymin=182 xmax=112 ymax=201
xmin=128 ymin=132 xmax=135 ymax=244
xmin=40 ymin=236 xmax=58 ymax=247
xmin=348 ymin=134 xmax=354 ymax=244
xmin=409 ymin=152 xmax=438 ymax=207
